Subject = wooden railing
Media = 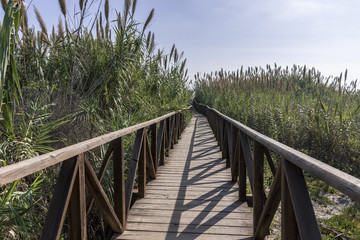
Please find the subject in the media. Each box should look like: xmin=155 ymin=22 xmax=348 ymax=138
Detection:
xmin=193 ymin=100 xmax=360 ymax=240
xmin=0 ymin=108 xmax=190 ymax=239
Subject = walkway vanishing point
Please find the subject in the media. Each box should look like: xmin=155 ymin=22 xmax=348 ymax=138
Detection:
xmin=1 ymin=101 xmax=360 ymax=240
xmin=113 ymin=112 xmax=253 ymax=240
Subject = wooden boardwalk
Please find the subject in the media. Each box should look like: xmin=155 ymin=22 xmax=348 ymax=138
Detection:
xmin=113 ymin=112 xmax=253 ymax=240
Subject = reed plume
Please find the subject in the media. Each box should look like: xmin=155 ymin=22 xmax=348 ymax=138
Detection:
xmin=34 ymin=6 xmax=48 ymax=35
xmin=105 ymin=0 xmax=109 ymax=21
xmin=143 ymin=9 xmax=154 ymax=32
xmin=1 ymin=0 xmax=7 ymax=11
xmin=58 ymin=0 xmax=66 ymax=17
xmin=132 ymin=0 xmax=137 ymax=16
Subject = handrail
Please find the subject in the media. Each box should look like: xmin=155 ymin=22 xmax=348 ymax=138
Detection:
xmin=193 ymin=100 xmax=360 ymax=240
xmin=0 ymin=107 xmax=192 ymax=239
xmin=0 ymin=110 xmax=182 ymax=185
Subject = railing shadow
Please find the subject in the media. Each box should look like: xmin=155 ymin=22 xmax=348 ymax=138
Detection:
xmin=165 ymin=111 xmax=252 ymax=240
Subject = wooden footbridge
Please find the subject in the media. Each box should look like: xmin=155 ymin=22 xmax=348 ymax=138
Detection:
xmin=1 ymin=101 xmax=360 ymax=239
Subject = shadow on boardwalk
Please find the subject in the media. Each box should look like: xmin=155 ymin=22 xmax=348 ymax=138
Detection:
xmin=114 ymin=111 xmax=253 ymax=240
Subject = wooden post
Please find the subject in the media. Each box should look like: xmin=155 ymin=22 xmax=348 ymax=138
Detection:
xmin=254 ymin=163 xmax=282 ymax=239
xmin=41 ymin=157 xmax=78 ymax=240
xmin=284 ymin=160 xmax=322 ymax=239
xmin=238 ymin=131 xmax=247 ymax=202
xmin=281 ymin=159 xmax=299 ymax=239
xmin=68 ymin=154 xmax=87 ymax=240
xmin=150 ymin=123 xmax=157 ymax=172
xmin=113 ymin=137 xmax=126 ymax=229
xmin=157 ymin=120 xmax=165 ymax=166
xmin=164 ymin=118 xmax=169 ymax=157
xmin=253 ymin=141 xmax=265 ymax=235
xmin=138 ymin=131 xmax=147 ymax=198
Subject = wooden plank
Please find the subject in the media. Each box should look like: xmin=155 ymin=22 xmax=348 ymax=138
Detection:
xmin=113 ymin=137 xmax=126 ymax=228
xmin=130 ymin=198 xmax=247 ymax=207
xmin=84 ymin=158 xmax=123 ymax=233
xmin=131 ymin=203 xmax=248 ymax=213
xmin=40 ymin=157 xmax=78 ymax=240
xmin=126 ymin=214 xmax=251 ymax=227
xmin=125 ymin=129 xmax=144 ymax=216
xmin=123 ymin=222 xmax=252 ymax=235
xmin=128 ymin=208 xmax=250 ymax=219
xmin=254 ymin=162 xmax=282 ymax=239
xmin=253 ymin=141 xmax=265 ymax=234
xmin=0 ymin=112 xmax=178 ymax=185
xmin=281 ymin=160 xmax=298 ymax=239
xmin=113 ymin=231 xmax=253 ymax=240
xmin=284 ymin=159 xmax=322 ymax=239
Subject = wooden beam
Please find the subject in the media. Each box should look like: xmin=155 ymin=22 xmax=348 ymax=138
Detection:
xmin=281 ymin=159 xmax=299 ymax=239
xmin=145 ymin=132 xmax=156 ymax=179
xmin=284 ymin=159 xmax=322 ymax=239
xmin=150 ymin=123 xmax=157 ymax=172
xmin=157 ymin=120 xmax=165 ymax=166
xmin=40 ymin=157 xmax=78 ymax=240
xmin=238 ymin=132 xmax=246 ymax=202
xmin=254 ymin=162 xmax=282 ymax=239
xmin=253 ymin=141 xmax=265 ymax=235
xmin=240 ymin=132 xmax=254 ymax=192
xmin=84 ymin=158 xmax=123 ymax=233
xmin=68 ymin=154 xmax=87 ymax=240
xmin=113 ymin=137 xmax=126 ymax=229
xmin=264 ymin=147 xmax=276 ymax=176
xmin=226 ymin=122 xmax=233 ymax=168
xmin=125 ymin=129 xmax=144 ymax=217
xmin=138 ymin=131 xmax=147 ymax=198
xmin=86 ymin=143 xmax=113 ymax=215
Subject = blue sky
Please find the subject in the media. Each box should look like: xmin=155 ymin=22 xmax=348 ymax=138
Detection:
xmin=1 ymin=0 xmax=360 ymax=83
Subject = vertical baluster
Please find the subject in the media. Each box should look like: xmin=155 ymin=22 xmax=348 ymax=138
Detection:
xmin=253 ymin=141 xmax=265 ymax=235
xmin=113 ymin=137 xmax=126 ymax=228
xmin=68 ymin=154 xmax=87 ymax=239
xmin=138 ymin=131 xmax=147 ymax=198
xmin=238 ymin=131 xmax=247 ymax=202
xmin=281 ymin=159 xmax=298 ymax=239
xmin=150 ymin=123 xmax=157 ymax=172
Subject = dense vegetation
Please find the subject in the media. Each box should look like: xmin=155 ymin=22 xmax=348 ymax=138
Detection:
xmin=0 ymin=0 xmax=192 ymax=238
xmin=194 ymin=65 xmax=360 ymax=238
